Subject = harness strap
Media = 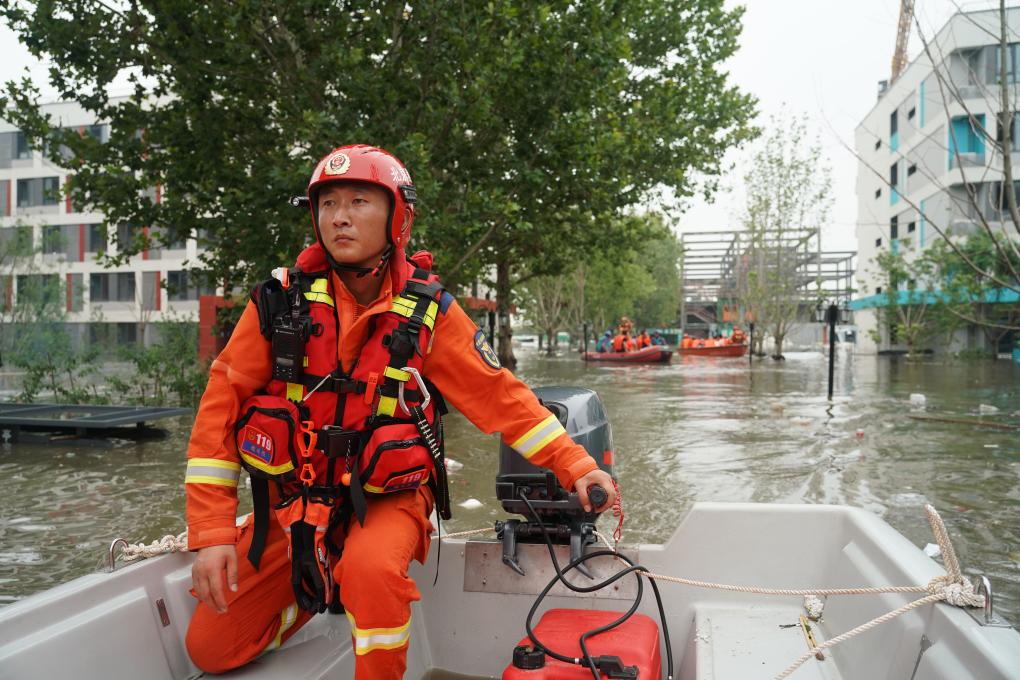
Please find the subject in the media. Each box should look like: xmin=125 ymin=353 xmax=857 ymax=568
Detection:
xmin=300 ymin=373 xmax=367 ymax=394
xmin=247 ymin=476 xmax=271 ymax=569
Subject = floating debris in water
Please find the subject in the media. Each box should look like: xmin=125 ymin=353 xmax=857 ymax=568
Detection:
xmin=458 ymin=498 xmax=483 ymax=510
xmin=909 ymin=393 xmax=926 ymax=408
xmin=923 ymin=543 xmax=941 ymax=558
xmin=445 ymin=458 xmax=465 ymax=472
xmin=984 ymin=444 xmax=1000 ymax=449
xmin=855 ymin=429 xmax=865 ymax=439
xmin=789 ymin=416 xmax=812 ymax=426
xmin=978 ymin=404 xmax=999 ymax=415
xmin=889 ymin=492 xmax=928 ymax=507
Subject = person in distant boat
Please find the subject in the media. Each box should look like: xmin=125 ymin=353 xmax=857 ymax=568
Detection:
xmin=651 ymin=331 xmax=666 ymax=346
xmin=596 ymin=330 xmax=613 ymax=353
xmin=635 ymin=329 xmax=651 ymax=349
xmin=612 ymin=330 xmax=635 ymax=352
xmin=182 ymin=145 xmax=616 ymax=680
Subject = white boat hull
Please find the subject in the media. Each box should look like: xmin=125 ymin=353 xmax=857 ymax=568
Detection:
xmin=1 ymin=503 xmax=1017 ymax=679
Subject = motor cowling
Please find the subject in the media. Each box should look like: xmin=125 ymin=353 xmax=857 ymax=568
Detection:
xmin=497 ymin=386 xmax=615 ymax=520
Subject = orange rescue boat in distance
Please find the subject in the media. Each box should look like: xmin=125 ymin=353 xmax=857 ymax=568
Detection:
xmin=676 ymin=343 xmax=748 ymax=358
xmin=583 ymin=346 xmax=673 ymax=364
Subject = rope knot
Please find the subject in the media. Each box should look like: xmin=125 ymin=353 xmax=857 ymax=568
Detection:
xmin=925 ymin=574 xmax=983 ymax=608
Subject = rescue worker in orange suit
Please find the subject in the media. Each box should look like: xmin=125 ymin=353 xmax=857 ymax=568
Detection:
xmin=635 ymin=329 xmax=651 ymax=349
xmin=611 ymin=331 xmax=635 ymax=352
xmin=183 ymin=145 xmax=616 ymax=680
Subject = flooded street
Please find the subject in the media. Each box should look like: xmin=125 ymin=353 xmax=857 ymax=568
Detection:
xmin=1 ymin=349 xmax=1018 ymax=620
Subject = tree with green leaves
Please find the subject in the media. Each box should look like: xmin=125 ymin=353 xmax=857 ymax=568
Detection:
xmin=868 ymin=248 xmax=937 ymax=358
xmin=927 ymin=232 xmax=1020 ymax=357
xmin=2 ymin=1 xmax=755 ymax=370
xmin=737 ymin=114 xmax=831 ymax=358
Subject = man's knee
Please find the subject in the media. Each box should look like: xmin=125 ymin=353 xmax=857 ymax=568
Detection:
xmin=186 ymin=606 xmax=242 ymax=674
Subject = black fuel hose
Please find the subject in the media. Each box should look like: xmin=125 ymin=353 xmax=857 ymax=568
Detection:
xmin=518 ymin=488 xmax=674 ymax=680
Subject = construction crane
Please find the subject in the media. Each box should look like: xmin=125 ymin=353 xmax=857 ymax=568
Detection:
xmin=891 ymin=0 xmax=916 ymax=83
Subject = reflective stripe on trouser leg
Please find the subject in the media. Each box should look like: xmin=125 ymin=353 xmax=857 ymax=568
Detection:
xmin=334 ymin=488 xmax=433 ymax=680
xmin=264 ymin=603 xmax=300 ymax=652
xmin=345 ymin=612 xmax=412 ymax=654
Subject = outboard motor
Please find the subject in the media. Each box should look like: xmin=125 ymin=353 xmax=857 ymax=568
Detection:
xmin=495 ymin=386 xmax=615 ymax=578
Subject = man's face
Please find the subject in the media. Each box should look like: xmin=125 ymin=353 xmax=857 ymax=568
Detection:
xmin=317 ymin=182 xmax=391 ymax=269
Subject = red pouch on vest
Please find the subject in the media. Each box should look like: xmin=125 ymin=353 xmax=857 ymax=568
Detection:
xmin=358 ymin=423 xmax=433 ymax=493
xmin=235 ymin=395 xmax=301 ymax=480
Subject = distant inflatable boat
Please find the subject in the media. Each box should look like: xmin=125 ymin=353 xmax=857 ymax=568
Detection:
xmin=677 ymin=343 xmax=749 ymax=358
xmin=583 ymin=346 xmax=672 ymax=364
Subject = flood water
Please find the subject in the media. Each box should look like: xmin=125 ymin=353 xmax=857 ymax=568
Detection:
xmin=1 ymin=349 xmax=1018 ymax=620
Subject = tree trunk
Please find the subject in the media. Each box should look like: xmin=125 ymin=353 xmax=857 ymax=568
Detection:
xmin=773 ymin=333 xmax=785 ymax=358
xmin=496 ymin=258 xmax=517 ymax=370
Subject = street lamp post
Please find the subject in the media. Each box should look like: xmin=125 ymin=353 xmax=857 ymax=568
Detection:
xmin=826 ymin=303 xmax=838 ymax=400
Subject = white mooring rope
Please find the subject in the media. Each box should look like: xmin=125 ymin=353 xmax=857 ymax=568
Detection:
xmin=118 ymin=531 xmax=189 ymax=562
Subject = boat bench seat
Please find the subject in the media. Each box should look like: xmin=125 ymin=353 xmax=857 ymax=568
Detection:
xmin=688 ymin=605 xmax=843 ymax=680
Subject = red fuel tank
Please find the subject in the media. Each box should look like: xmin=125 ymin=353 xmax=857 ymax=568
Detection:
xmin=502 ymin=609 xmax=661 ymax=679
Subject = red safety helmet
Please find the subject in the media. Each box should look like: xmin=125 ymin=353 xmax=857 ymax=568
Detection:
xmin=306 ymin=144 xmax=417 ymax=274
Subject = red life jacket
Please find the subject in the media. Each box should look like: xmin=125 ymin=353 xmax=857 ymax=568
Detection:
xmin=237 ymin=245 xmax=451 ymax=574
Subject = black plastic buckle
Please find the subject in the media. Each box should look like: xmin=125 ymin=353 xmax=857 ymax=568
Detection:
xmin=319 ymin=426 xmax=360 ymax=459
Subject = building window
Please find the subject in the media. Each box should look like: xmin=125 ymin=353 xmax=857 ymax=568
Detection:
xmin=89 ymin=272 xmax=136 ymax=302
xmin=874 ymin=139 xmax=881 ymax=151
xmin=0 ymin=225 xmax=34 ymax=256
xmin=166 ymin=270 xmax=214 ymax=301
xmin=16 ymin=274 xmax=61 ymax=309
xmin=907 ymin=221 xmax=916 ymax=233
xmin=42 ymin=225 xmax=65 ymax=254
xmin=890 ymin=216 xmax=899 ymax=240
xmin=890 ymin=110 xmax=899 ymax=152
xmin=16 ymin=177 xmax=60 ymax=208
xmin=889 ymin=162 xmax=899 ymax=204
xmin=948 ymin=114 xmax=986 ymax=169
xmin=875 ymin=238 xmax=882 ymax=247
xmin=907 ymin=164 xmax=917 ymax=176
xmin=875 ymin=188 xmax=882 ymax=199
xmin=14 ymin=131 xmax=31 ymax=159
xmin=907 ymin=107 xmax=916 ymax=120
xmin=85 ymin=223 xmax=107 ymax=253
xmin=876 ymin=286 xmax=883 ymax=295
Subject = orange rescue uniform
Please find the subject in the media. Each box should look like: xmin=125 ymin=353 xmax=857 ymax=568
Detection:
xmin=184 ymin=269 xmax=598 ymax=679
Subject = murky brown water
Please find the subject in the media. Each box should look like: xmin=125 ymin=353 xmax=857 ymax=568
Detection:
xmin=1 ymin=350 xmax=1018 ymax=620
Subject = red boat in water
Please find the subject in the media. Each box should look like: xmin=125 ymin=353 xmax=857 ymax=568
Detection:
xmin=582 ymin=346 xmax=673 ymax=364
xmin=676 ymin=343 xmax=749 ymax=358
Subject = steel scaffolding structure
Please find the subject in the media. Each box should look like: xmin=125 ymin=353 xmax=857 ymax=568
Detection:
xmin=679 ymin=229 xmax=856 ymax=331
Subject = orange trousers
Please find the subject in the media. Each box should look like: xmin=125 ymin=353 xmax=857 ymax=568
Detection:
xmin=186 ymin=487 xmax=433 ymax=679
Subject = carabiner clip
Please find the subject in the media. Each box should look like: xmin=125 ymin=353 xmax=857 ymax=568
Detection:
xmin=397 ymin=366 xmax=431 ymax=416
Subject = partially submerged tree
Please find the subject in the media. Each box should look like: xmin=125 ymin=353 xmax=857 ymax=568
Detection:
xmin=737 ymin=114 xmax=832 ymax=358
xmin=868 ymin=248 xmax=937 ymax=358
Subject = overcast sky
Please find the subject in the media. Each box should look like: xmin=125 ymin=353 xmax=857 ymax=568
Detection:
xmin=0 ymin=1 xmax=1008 ymax=254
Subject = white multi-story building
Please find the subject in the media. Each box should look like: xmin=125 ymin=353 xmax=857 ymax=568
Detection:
xmin=0 ymin=99 xmax=214 ymax=349
xmin=853 ymin=7 xmax=1020 ymax=355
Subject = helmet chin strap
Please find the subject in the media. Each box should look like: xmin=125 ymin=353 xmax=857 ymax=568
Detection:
xmin=359 ymin=244 xmax=394 ymax=279
xmin=321 ymin=243 xmax=394 ymax=278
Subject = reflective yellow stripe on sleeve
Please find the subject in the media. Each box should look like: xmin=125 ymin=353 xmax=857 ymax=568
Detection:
xmin=509 ymin=414 xmax=566 ymax=460
xmin=185 ymin=458 xmax=241 ymax=487
xmin=345 ymin=612 xmax=412 ymax=655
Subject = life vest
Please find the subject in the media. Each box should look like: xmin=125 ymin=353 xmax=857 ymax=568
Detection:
xmin=236 ymin=247 xmax=452 ymax=597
